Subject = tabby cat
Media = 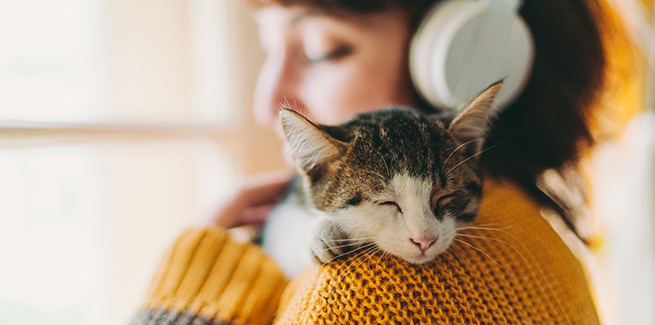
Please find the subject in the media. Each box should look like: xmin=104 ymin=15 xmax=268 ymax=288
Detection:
xmin=262 ymin=83 xmax=501 ymax=277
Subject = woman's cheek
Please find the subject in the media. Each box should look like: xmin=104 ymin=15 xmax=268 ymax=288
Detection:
xmin=302 ymin=65 xmax=363 ymax=125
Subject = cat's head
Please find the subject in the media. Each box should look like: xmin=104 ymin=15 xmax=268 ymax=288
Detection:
xmin=280 ymin=83 xmax=501 ymax=264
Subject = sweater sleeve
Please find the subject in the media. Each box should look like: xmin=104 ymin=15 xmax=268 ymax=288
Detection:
xmin=273 ymin=177 xmax=601 ymax=325
xmin=129 ymin=178 xmax=600 ymax=325
xmin=129 ymin=226 xmax=289 ymax=325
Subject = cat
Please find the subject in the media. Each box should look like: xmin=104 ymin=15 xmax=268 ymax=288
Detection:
xmin=262 ymin=82 xmax=501 ymax=277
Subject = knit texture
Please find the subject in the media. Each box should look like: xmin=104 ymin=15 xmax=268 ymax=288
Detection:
xmin=274 ymin=177 xmax=600 ymax=324
xmin=131 ymin=227 xmax=289 ymax=325
xmin=131 ymin=177 xmax=600 ymax=325
xmin=130 ymin=308 xmax=230 ymax=325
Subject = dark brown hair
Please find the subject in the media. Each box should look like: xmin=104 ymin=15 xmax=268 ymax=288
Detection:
xmin=248 ymin=0 xmax=620 ymax=239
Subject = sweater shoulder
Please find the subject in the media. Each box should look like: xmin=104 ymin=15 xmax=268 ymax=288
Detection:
xmin=275 ymin=177 xmax=600 ymax=324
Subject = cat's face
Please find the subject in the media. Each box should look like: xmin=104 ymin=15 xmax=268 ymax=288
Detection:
xmin=307 ymin=110 xmax=482 ymax=264
xmin=281 ymin=83 xmax=500 ymax=264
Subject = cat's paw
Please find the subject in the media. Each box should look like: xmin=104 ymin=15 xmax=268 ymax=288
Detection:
xmin=310 ymin=220 xmax=357 ymax=265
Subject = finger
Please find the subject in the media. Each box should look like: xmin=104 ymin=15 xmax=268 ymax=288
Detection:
xmin=206 ymin=169 xmax=293 ymax=228
xmin=232 ymin=203 xmax=277 ymax=228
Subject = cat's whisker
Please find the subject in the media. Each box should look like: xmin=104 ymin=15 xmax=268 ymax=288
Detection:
xmin=314 ymin=239 xmax=374 ymax=256
xmin=447 ymin=129 xmax=518 ymax=174
xmin=453 ymin=238 xmax=508 ymax=273
xmin=325 ymin=245 xmax=377 ymax=298
xmin=457 ymin=233 xmax=513 ymax=244
xmin=456 ymin=222 xmax=509 ymax=229
xmin=374 ymin=149 xmax=391 ymax=177
xmin=450 ymin=241 xmax=478 ymax=266
xmin=456 ymin=226 xmax=516 ymax=240
xmin=314 ymin=242 xmax=364 ymax=254
xmin=367 ymin=170 xmax=389 ymax=185
xmin=319 ymin=242 xmax=376 ymax=266
xmin=457 ymin=225 xmax=530 ymax=254
xmin=456 ymin=225 xmax=513 ymax=232
xmin=350 ymin=246 xmax=381 ymax=276
xmin=440 ymin=138 xmax=482 ymax=172
xmin=456 ymin=232 xmax=534 ymax=272
xmin=381 ymin=251 xmax=392 ymax=267
xmin=372 ymin=248 xmax=391 ymax=270
xmin=366 ymin=247 xmax=383 ymax=276
xmin=456 ymin=233 xmax=522 ymax=256
xmin=447 ymin=246 xmax=463 ymax=263
xmin=374 ymin=249 xmax=387 ymax=270
xmin=358 ymin=246 xmax=381 ymax=273
xmin=323 ymin=237 xmax=375 ymax=243
xmin=450 ymin=241 xmax=470 ymax=258
xmin=328 ymin=245 xmax=379 ymax=299
xmin=469 ymin=222 xmax=506 ymax=228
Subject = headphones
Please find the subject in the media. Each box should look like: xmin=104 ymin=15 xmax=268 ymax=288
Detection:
xmin=409 ymin=0 xmax=534 ymax=110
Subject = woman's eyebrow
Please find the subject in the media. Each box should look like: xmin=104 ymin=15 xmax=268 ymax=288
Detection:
xmin=289 ymin=9 xmax=355 ymax=26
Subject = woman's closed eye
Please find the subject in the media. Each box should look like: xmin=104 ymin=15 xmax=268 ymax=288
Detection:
xmin=302 ymin=26 xmax=353 ymax=64
xmin=305 ymin=45 xmax=353 ymax=63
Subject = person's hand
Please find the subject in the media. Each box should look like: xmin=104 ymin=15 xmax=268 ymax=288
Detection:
xmin=203 ymin=169 xmax=293 ymax=229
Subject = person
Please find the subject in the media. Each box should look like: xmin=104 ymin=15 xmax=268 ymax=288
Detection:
xmin=129 ymin=0 xmax=633 ymax=324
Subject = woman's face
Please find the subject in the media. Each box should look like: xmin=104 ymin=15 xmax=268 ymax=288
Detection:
xmin=253 ymin=6 xmax=418 ymax=131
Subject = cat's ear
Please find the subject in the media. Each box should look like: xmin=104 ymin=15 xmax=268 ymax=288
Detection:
xmin=279 ymin=108 xmax=345 ymax=173
xmin=448 ymin=82 xmax=502 ymax=155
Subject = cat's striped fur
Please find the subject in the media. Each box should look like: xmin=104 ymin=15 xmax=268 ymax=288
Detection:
xmin=278 ymin=83 xmax=501 ymax=265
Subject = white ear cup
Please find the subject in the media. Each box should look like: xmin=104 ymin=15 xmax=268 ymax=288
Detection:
xmin=410 ymin=0 xmax=534 ymax=110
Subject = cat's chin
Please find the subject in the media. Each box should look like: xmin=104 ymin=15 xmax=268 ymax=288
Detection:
xmin=397 ymin=240 xmax=456 ymax=264
xmin=401 ymin=253 xmax=438 ymax=265
xmin=376 ymin=236 xmax=453 ymax=265
xmin=374 ymin=240 xmax=449 ymax=265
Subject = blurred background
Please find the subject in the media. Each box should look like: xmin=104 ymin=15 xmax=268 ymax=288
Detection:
xmin=0 ymin=0 xmax=652 ymax=324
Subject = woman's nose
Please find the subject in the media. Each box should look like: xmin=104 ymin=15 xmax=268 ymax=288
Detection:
xmin=253 ymin=52 xmax=302 ymax=128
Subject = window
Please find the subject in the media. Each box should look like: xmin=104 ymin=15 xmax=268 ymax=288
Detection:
xmin=0 ymin=0 xmax=284 ymax=324
xmin=0 ymin=0 xmax=104 ymax=122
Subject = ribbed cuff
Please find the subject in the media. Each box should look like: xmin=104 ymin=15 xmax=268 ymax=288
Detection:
xmin=131 ymin=227 xmax=288 ymax=325
xmin=129 ymin=308 xmax=229 ymax=325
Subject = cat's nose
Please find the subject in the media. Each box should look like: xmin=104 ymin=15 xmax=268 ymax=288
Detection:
xmin=410 ymin=236 xmax=438 ymax=252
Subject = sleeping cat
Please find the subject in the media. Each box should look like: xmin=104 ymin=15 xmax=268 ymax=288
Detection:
xmin=262 ymin=83 xmax=501 ymax=277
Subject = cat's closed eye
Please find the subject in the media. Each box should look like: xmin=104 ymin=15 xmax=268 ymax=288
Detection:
xmin=435 ymin=194 xmax=456 ymax=210
xmin=378 ymin=201 xmax=402 ymax=213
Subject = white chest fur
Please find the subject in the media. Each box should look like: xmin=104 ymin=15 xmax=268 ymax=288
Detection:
xmin=261 ymin=195 xmax=325 ymax=278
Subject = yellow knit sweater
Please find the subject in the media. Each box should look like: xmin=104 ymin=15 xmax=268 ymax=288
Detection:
xmin=130 ymin=177 xmax=600 ymax=325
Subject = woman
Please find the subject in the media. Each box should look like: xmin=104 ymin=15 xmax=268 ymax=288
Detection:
xmin=130 ymin=0 xmax=629 ymax=324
